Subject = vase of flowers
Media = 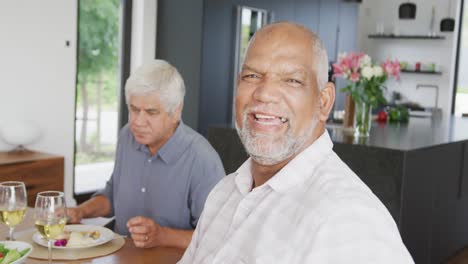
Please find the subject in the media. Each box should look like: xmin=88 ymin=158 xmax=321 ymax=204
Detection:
xmin=333 ymin=52 xmax=400 ymax=137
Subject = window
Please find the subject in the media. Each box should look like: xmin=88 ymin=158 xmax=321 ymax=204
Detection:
xmin=74 ymin=0 xmax=121 ymax=194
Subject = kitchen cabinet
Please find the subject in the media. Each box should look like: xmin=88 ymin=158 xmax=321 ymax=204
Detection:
xmin=0 ymin=151 xmax=64 ymax=207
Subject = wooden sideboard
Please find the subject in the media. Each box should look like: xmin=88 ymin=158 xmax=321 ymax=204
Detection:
xmin=0 ymin=150 xmax=64 ymax=207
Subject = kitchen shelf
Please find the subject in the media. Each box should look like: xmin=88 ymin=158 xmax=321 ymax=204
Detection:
xmin=368 ymin=34 xmax=445 ymax=40
xmin=401 ymin=69 xmax=442 ymax=75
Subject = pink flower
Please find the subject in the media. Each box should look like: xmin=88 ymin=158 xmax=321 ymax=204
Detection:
xmin=54 ymin=239 xmax=68 ymax=247
xmin=391 ymin=60 xmax=401 ymax=80
xmin=332 ymin=64 xmax=344 ymax=78
xmin=349 ymin=72 xmax=360 ymax=82
xmin=382 ymin=59 xmax=401 ymax=81
xmin=349 ymin=52 xmax=365 ymax=72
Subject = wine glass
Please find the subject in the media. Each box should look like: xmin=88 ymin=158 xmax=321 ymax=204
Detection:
xmin=0 ymin=181 xmax=27 ymax=240
xmin=34 ymin=191 xmax=67 ymax=264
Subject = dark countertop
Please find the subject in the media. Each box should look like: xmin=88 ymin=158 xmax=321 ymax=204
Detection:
xmin=326 ymin=116 xmax=468 ymax=151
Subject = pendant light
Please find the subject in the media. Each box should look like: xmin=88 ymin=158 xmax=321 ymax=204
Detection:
xmin=440 ymin=0 xmax=455 ymax=32
xmin=399 ymin=1 xmax=417 ymax=19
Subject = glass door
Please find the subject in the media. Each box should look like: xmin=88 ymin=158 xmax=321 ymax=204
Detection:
xmin=74 ymin=0 xmax=121 ymax=194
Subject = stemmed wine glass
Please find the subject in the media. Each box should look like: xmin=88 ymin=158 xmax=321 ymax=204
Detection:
xmin=34 ymin=191 xmax=67 ymax=264
xmin=0 ymin=181 xmax=27 ymax=240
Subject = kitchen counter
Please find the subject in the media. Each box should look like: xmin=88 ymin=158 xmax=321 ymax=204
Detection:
xmin=327 ymin=116 xmax=468 ymax=151
xmin=208 ymin=117 xmax=468 ymax=264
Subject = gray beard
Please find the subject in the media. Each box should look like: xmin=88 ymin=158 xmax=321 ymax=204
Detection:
xmin=235 ymin=112 xmax=318 ymax=166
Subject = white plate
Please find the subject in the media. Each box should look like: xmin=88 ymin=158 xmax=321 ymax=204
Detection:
xmin=32 ymin=224 xmax=114 ymax=249
xmin=0 ymin=241 xmax=33 ymax=263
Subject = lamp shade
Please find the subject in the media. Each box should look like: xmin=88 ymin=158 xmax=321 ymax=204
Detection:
xmin=0 ymin=121 xmax=41 ymax=149
xmin=399 ymin=2 xmax=416 ymax=19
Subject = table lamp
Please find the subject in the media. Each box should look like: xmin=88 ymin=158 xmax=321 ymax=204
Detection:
xmin=0 ymin=121 xmax=42 ymax=152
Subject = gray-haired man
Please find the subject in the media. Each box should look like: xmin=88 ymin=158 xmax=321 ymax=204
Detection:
xmin=179 ymin=22 xmax=413 ymax=263
xmin=68 ymin=60 xmax=225 ymax=249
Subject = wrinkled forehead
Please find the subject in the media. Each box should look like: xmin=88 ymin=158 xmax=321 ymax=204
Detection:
xmin=244 ymin=28 xmax=316 ymax=73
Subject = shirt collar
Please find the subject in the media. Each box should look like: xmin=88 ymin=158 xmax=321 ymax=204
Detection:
xmin=133 ymin=121 xmax=193 ymax=164
xmin=234 ymin=130 xmax=334 ymax=194
xmin=234 ymin=158 xmax=254 ymax=195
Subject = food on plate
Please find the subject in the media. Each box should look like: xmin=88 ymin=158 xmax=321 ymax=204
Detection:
xmin=53 ymin=230 xmax=101 ymax=247
xmin=0 ymin=244 xmax=30 ymax=264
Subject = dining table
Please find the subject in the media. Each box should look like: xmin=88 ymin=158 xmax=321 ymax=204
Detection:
xmin=0 ymin=208 xmax=185 ymax=263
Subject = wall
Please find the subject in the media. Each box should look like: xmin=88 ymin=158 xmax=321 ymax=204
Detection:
xmin=0 ymin=1 xmax=78 ymax=205
xmin=156 ymin=0 xmax=204 ymax=130
xmin=357 ymin=0 xmax=460 ymax=115
xmin=131 ymin=0 xmax=158 ymax=73
xmin=198 ymin=0 xmax=359 ymax=135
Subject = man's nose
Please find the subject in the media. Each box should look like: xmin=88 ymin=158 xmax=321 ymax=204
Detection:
xmin=133 ymin=111 xmax=147 ymax=125
xmin=252 ymin=77 xmax=281 ymax=104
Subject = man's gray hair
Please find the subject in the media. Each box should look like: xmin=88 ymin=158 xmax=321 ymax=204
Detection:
xmin=125 ymin=59 xmax=185 ymax=113
xmin=311 ymin=36 xmax=329 ymax=92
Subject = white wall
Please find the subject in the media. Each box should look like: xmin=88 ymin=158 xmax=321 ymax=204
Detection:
xmin=358 ymin=0 xmax=460 ymax=115
xmin=0 ymin=1 xmax=78 ymax=205
xmin=131 ymin=0 xmax=158 ymax=73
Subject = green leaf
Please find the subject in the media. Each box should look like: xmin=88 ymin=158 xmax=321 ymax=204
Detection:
xmin=19 ymin=248 xmax=30 ymax=257
xmin=0 ymin=249 xmax=21 ymax=264
xmin=0 ymin=244 xmax=7 ymax=256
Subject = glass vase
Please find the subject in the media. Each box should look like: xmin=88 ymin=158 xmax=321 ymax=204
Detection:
xmin=354 ymin=101 xmax=372 ymax=137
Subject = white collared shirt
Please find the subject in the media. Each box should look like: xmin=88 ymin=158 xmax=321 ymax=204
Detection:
xmin=178 ymin=131 xmax=414 ymax=264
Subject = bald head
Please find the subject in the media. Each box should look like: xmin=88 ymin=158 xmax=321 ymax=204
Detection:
xmin=244 ymin=22 xmax=329 ymax=91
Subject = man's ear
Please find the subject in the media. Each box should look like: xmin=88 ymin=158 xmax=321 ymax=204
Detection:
xmin=173 ymin=103 xmax=184 ymax=121
xmin=318 ymin=82 xmax=335 ymax=122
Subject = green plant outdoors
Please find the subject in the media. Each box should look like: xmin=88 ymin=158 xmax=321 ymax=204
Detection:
xmin=458 ymin=87 xmax=468 ymax=94
xmin=76 ymin=0 xmax=119 ymax=164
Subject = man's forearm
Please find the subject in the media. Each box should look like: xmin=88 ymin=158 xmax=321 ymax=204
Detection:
xmin=78 ymin=195 xmax=112 ymax=218
xmin=160 ymin=227 xmax=194 ymax=249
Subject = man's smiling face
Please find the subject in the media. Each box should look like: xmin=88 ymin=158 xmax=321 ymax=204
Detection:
xmin=235 ymin=25 xmax=322 ymax=165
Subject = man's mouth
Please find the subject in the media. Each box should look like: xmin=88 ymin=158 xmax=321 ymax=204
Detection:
xmin=251 ymin=113 xmax=289 ymax=125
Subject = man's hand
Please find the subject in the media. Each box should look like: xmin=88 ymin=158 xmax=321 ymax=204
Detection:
xmin=67 ymin=207 xmax=84 ymax=224
xmin=127 ymin=216 xmax=166 ymax=248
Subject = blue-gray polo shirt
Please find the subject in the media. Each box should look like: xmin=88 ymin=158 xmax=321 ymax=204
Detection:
xmin=94 ymin=121 xmax=225 ymax=235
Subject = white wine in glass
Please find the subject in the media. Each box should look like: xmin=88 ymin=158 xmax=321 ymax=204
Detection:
xmin=34 ymin=191 xmax=67 ymax=264
xmin=0 ymin=181 xmax=27 ymax=240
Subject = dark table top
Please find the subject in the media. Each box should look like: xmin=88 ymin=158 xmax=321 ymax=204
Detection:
xmin=326 ymin=116 xmax=468 ymax=151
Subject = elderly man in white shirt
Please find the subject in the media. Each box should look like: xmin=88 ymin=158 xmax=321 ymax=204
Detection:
xmin=178 ymin=22 xmax=414 ymax=264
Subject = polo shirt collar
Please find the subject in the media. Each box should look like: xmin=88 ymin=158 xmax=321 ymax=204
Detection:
xmin=234 ymin=130 xmax=334 ymax=194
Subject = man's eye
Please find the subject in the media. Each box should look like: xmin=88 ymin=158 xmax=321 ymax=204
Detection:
xmin=146 ymin=110 xmax=159 ymax=116
xmin=242 ymin=74 xmax=260 ymax=80
xmin=287 ymin=79 xmax=302 ymax=84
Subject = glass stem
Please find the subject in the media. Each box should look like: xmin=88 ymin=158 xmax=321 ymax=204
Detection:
xmin=8 ymin=227 xmax=14 ymax=241
xmin=48 ymin=239 xmax=52 ymax=264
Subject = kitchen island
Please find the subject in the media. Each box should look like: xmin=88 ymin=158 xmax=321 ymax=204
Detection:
xmin=207 ymin=117 xmax=468 ymax=264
